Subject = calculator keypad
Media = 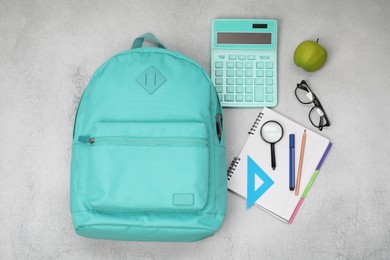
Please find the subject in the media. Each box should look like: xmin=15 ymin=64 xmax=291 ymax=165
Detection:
xmin=212 ymin=53 xmax=277 ymax=107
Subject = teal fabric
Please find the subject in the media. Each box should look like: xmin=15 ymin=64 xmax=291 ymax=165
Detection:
xmin=131 ymin=32 xmax=166 ymax=49
xmin=70 ymin=33 xmax=227 ymax=242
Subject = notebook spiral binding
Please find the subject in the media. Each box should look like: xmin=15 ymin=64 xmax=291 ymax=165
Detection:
xmin=227 ymin=157 xmax=241 ymax=180
xmin=248 ymin=112 xmax=264 ymax=135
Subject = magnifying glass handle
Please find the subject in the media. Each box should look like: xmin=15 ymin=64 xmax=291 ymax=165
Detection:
xmin=271 ymin=143 xmax=276 ymax=170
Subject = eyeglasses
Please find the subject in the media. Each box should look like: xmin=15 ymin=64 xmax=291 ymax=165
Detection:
xmin=295 ymin=80 xmax=331 ymax=131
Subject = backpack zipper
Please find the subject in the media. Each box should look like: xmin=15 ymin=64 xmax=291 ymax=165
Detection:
xmin=79 ymin=136 xmax=208 ymax=146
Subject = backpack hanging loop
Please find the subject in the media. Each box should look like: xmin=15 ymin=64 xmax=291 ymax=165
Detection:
xmin=131 ymin=32 xmax=166 ymax=49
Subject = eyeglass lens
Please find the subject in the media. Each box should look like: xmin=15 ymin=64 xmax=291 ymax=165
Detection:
xmin=309 ymin=107 xmax=328 ymax=127
xmin=295 ymin=84 xmax=314 ymax=104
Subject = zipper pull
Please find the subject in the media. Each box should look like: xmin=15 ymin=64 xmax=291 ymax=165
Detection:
xmin=78 ymin=135 xmax=95 ymax=144
xmin=216 ymin=113 xmax=223 ymax=143
xmin=78 ymin=135 xmax=90 ymax=143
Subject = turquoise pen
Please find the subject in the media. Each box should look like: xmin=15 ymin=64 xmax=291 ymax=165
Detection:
xmin=289 ymin=134 xmax=295 ymax=190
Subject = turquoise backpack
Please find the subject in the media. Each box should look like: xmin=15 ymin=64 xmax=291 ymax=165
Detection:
xmin=70 ymin=33 xmax=227 ymax=242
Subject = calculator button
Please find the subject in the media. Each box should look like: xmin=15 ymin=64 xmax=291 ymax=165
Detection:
xmin=236 ymin=86 xmax=244 ymax=93
xmin=235 ymin=70 xmax=244 ymax=77
xmin=229 ymin=55 xmax=237 ymax=60
xmin=216 ymin=86 xmax=223 ymax=93
xmin=224 ymin=94 xmax=234 ymax=102
xmin=245 ymin=70 xmax=253 ymax=77
xmin=266 ymin=95 xmax=274 ymax=102
xmin=247 ymin=55 xmax=256 ymax=60
xmin=245 ymin=95 xmax=253 ymax=102
xmin=236 ymin=78 xmax=244 ymax=85
xmin=226 ymin=78 xmax=234 ymax=85
xmin=215 ymin=78 xmax=223 ymax=85
xmin=254 ymin=87 xmax=265 ymax=102
xmin=218 ymin=55 xmax=226 ymax=59
xmin=256 ymin=70 xmax=264 ymax=77
xmin=265 ymin=78 xmax=273 ymax=85
xmin=254 ymin=78 xmax=264 ymax=85
xmin=226 ymin=70 xmax=234 ymax=77
xmin=260 ymin=55 xmax=270 ymax=60
xmin=256 ymin=62 xmax=264 ymax=69
xmin=236 ymin=95 xmax=244 ymax=102
xmin=215 ymin=70 xmax=223 ymax=77
xmin=226 ymin=86 xmax=235 ymax=93
xmin=245 ymin=62 xmax=253 ymax=69
xmin=266 ymin=87 xmax=274 ymax=94
xmin=245 ymin=78 xmax=253 ymax=85
xmin=238 ymin=55 xmax=246 ymax=60
xmin=265 ymin=62 xmax=273 ymax=69
xmin=245 ymin=86 xmax=253 ymax=93
xmin=215 ymin=61 xmax=223 ymax=68
xmin=265 ymin=70 xmax=273 ymax=77
xmin=235 ymin=62 xmax=243 ymax=69
xmin=226 ymin=62 xmax=234 ymax=68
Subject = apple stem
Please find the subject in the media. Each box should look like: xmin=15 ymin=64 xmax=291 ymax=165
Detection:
xmin=316 ymin=38 xmax=319 ymax=43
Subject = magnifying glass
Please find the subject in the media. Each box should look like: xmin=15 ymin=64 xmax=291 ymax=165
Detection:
xmin=260 ymin=120 xmax=284 ymax=170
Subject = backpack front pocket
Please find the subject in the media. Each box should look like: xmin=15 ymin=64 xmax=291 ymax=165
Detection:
xmin=86 ymin=122 xmax=209 ymax=213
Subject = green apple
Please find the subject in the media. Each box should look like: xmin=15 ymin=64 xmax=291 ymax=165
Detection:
xmin=294 ymin=39 xmax=328 ymax=72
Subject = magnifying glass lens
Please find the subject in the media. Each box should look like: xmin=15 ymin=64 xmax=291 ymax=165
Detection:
xmin=261 ymin=122 xmax=283 ymax=143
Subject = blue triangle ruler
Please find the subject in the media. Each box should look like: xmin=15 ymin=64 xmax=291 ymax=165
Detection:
xmin=247 ymin=155 xmax=274 ymax=208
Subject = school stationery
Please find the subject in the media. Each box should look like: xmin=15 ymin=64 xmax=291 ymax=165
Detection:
xmin=289 ymin=134 xmax=295 ymax=190
xmin=260 ymin=120 xmax=284 ymax=170
xmin=227 ymin=108 xmax=332 ymax=223
xmin=288 ymin=143 xmax=332 ymax=224
xmin=295 ymin=129 xmax=307 ymax=195
xmin=211 ymin=19 xmax=278 ymax=107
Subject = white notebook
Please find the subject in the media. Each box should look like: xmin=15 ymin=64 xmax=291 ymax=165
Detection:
xmin=228 ymin=108 xmax=332 ymax=223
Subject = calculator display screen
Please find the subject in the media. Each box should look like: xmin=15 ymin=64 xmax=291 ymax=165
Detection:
xmin=217 ymin=33 xmax=272 ymax=44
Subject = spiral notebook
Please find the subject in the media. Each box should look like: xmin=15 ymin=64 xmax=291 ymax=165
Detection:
xmin=228 ymin=108 xmax=332 ymax=223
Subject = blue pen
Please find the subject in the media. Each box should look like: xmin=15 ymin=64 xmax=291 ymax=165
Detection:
xmin=289 ymin=134 xmax=295 ymax=190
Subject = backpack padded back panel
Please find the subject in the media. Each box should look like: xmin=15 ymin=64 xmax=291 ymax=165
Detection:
xmin=70 ymin=33 xmax=227 ymax=242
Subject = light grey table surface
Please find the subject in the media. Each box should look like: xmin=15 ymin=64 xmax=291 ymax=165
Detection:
xmin=1 ymin=0 xmax=389 ymax=259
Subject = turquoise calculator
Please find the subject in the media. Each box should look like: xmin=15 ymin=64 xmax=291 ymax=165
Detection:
xmin=211 ymin=19 xmax=278 ymax=107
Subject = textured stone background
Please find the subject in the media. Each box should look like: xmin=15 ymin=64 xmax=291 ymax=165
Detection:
xmin=1 ymin=0 xmax=389 ymax=259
